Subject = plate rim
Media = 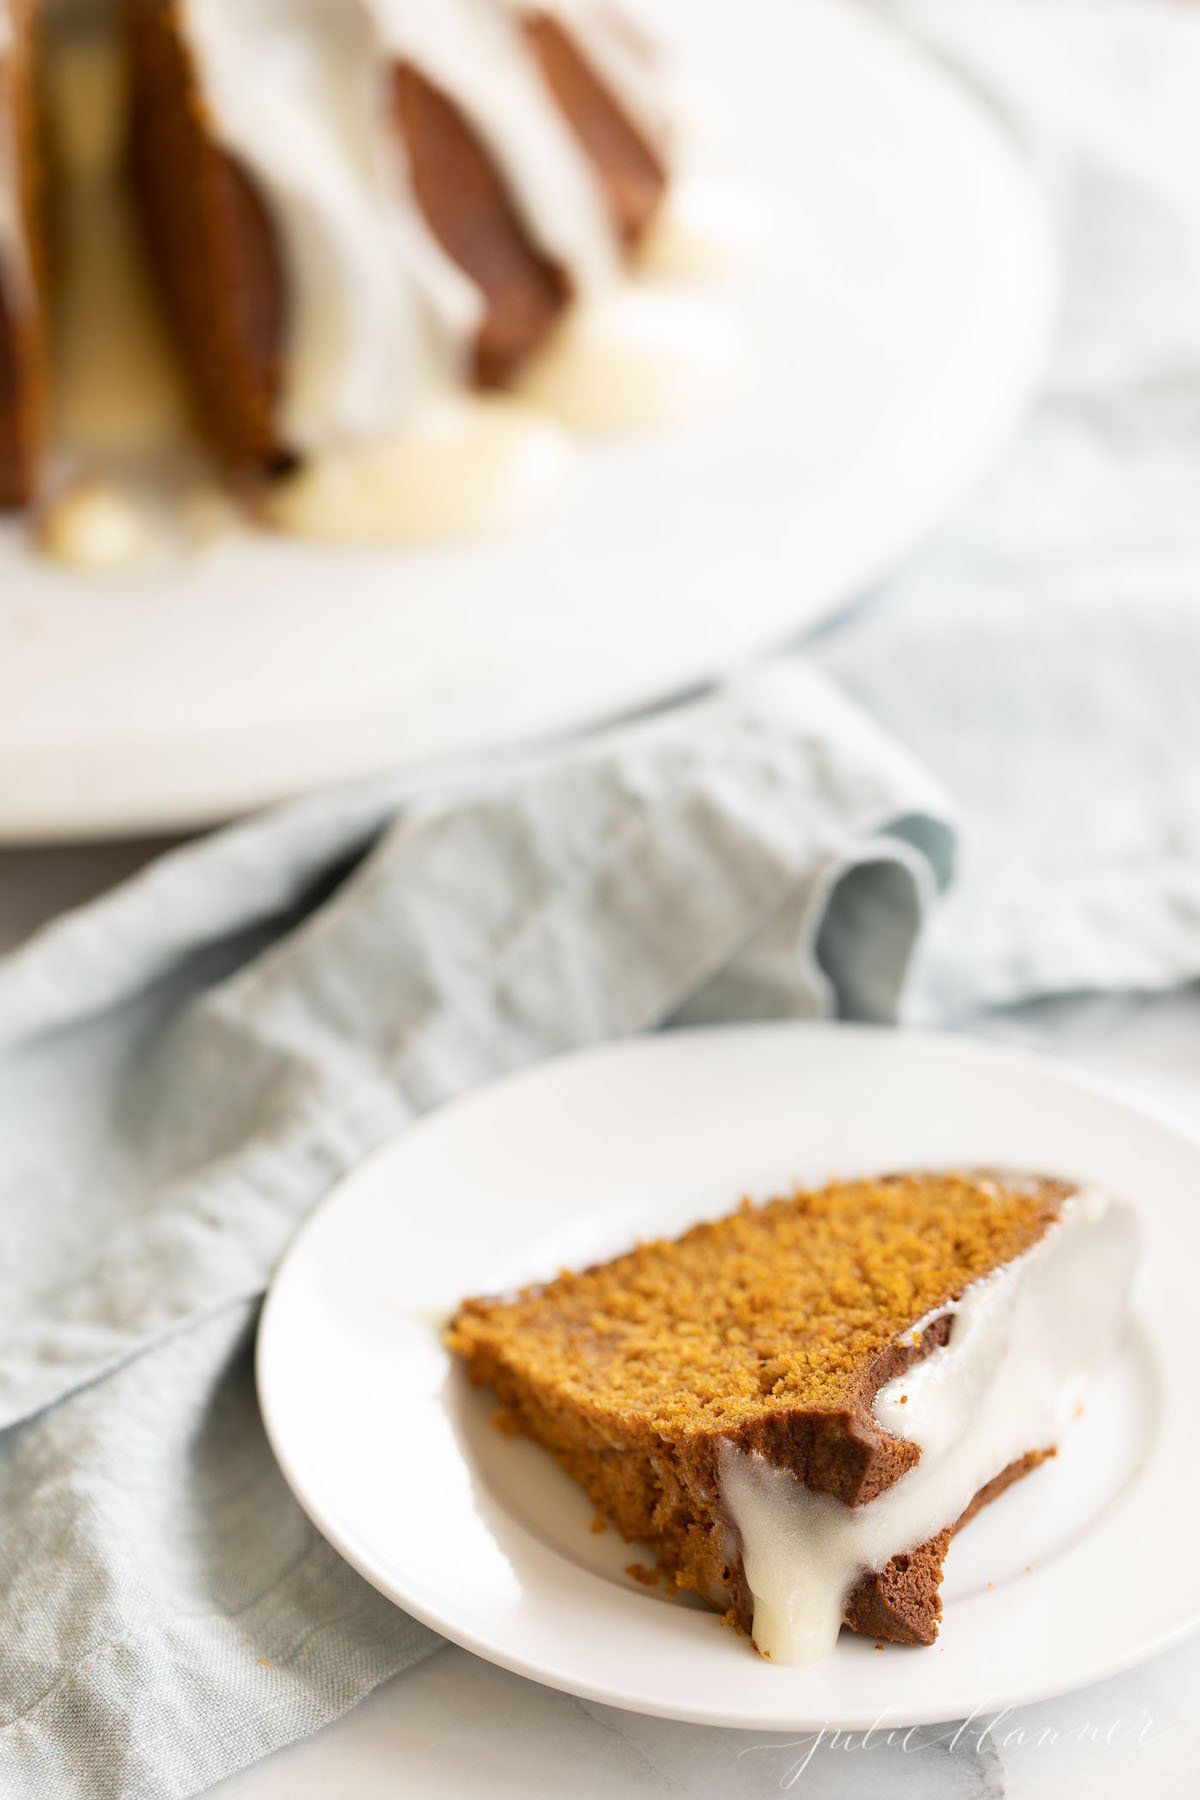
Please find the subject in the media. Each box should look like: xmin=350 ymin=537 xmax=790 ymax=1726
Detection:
xmin=257 ymin=1022 xmax=1200 ymax=1731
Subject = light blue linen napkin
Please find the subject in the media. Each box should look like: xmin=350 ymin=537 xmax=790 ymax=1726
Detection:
xmin=0 ymin=662 xmax=955 ymax=1799
xmin=842 ymin=0 xmax=1200 ymax=1022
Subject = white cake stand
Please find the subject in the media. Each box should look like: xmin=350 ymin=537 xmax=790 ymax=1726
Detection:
xmin=0 ymin=0 xmax=1057 ymax=841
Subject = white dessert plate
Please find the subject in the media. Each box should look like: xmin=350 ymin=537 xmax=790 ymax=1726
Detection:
xmin=0 ymin=0 xmax=1057 ymax=842
xmin=258 ymin=1024 xmax=1193 ymax=1732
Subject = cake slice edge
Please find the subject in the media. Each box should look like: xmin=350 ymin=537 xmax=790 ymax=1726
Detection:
xmin=447 ymin=1171 xmax=1138 ymax=1662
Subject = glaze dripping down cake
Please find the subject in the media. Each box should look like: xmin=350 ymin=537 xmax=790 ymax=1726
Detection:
xmin=2 ymin=0 xmax=737 ymax=558
xmin=448 ymin=1171 xmax=1138 ymax=1663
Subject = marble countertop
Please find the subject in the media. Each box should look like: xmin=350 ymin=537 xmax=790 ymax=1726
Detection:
xmin=4 ymin=848 xmax=1197 ymax=1800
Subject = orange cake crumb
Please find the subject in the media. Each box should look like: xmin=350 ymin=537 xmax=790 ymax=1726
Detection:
xmin=447 ymin=1170 xmax=1068 ymax=1650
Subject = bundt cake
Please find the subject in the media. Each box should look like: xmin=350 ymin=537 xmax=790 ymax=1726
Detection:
xmin=124 ymin=0 xmax=683 ymax=473
xmin=448 ymin=1170 xmax=1138 ymax=1663
xmin=0 ymin=0 xmax=47 ymax=508
xmin=0 ymin=0 xmax=740 ymax=560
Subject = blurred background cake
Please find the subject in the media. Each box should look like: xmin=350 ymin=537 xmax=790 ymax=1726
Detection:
xmin=126 ymin=0 xmax=677 ymax=469
xmin=0 ymin=0 xmax=47 ymax=507
xmin=0 ymin=0 xmax=745 ymax=554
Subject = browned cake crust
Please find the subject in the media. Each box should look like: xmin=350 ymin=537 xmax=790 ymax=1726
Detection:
xmin=0 ymin=0 xmax=48 ymax=508
xmin=829 ymin=1448 xmax=1052 ymax=1646
xmin=124 ymin=0 xmax=286 ymax=470
xmin=123 ymin=1 xmax=671 ymax=468
xmin=448 ymin=1171 xmax=1071 ymax=1653
xmin=392 ymin=63 xmax=573 ymax=390
xmin=392 ymin=15 xmax=668 ymax=388
xmin=523 ymin=11 xmax=667 ymax=246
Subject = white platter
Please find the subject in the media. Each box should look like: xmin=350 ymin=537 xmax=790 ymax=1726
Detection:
xmin=258 ymin=1024 xmax=1193 ymax=1732
xmin=0 ymin=0 xmax=1056 ymax=841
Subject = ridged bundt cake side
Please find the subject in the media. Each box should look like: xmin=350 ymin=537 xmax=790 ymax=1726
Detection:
xmin=123 ymin=0 xmax=678 ymax=470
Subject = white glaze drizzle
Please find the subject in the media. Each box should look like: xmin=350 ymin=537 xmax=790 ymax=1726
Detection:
xmin=367 ymin=0 xmax=617 ymax=285
xmin=636 ymin=176 xmax=772 ymax=281
xmin=510 ymin=0 xmax=676 ymax=160
xmin=39 ymin=476 xmax=161 ymax=572
xmin=720 ymin=1187 xmax=1140 ymax=1665
xmin=182 ymin=0 xmax=473 ymax=449
xmin=179 ymin=0 xmax=679 ymax=451
xmin=261 ymin=392 xmax=572 ymax=541
xmin=513 ymin=285 xmax=742 ymax=432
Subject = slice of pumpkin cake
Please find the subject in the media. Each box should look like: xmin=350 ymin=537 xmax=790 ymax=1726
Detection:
xmin=447 ymin=1170 xmax=1137 ymax=1662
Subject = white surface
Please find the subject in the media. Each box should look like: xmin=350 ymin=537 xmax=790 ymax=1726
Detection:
xmin=209 ymin=1627 xmax=1200 ymax=1800
xmin=257 ymin=1024 xmax=1191 ymax=1737
xmin=0 ymin=0 xmax=1057 ymax=841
